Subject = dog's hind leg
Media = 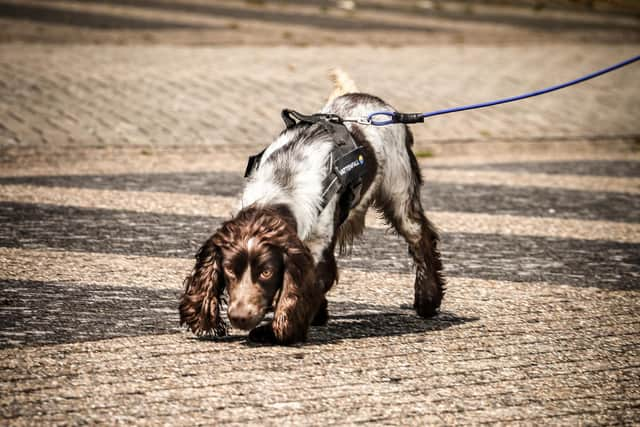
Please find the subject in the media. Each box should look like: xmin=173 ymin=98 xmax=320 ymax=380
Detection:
xmin=376 ymin=130 xmax=445 ymax=317
xmin=405 ymin=205 xmax=445 ymax=317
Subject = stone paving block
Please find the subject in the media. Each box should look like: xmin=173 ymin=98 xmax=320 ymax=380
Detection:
xmin=1 ymin=45 xmax=638 ymax=152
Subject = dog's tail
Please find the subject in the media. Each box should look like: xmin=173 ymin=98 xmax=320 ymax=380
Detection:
xmin=327 ymin=68 xmax=359 ymax=102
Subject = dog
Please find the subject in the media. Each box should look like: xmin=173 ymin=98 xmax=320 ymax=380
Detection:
xmin=179 ymin=70 xmax=445 ymax=344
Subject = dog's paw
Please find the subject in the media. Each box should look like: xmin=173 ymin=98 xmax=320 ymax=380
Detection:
xmin=414 ymin=299 xmax=440 ymax=318
xmin=414 ymin=271 xmax=443 ymax=318
xmin=248 ymin=324 xmax=277 ymax=344
xmin=414 ymin=303 xmax=440 ymax=317
xmin=311 ymin=299 xmax=329 ymax=326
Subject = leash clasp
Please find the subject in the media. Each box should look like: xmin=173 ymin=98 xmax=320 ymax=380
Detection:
xmin=341 ymin=116 xmax=372 ymax=125
xmin=367 ymin=111 xmax=425 ymax=126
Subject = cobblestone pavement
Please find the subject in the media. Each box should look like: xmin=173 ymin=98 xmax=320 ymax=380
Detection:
xmin=1 ymin=44 xmax=639 ymax=158
xmin=1 ymin=146 xmax=639 ymax=424
xmin=1 ymin=2 xmax=640 ymax=422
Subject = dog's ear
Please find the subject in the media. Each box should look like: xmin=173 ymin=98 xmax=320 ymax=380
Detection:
xmin=271 ymin=231 xmax=319 ymax=344
xmin=179 ymin=233 xmax=227 ymax=337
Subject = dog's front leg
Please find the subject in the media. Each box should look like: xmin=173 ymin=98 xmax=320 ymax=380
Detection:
xmin=309 ymin=247 xmax=338 ymax=326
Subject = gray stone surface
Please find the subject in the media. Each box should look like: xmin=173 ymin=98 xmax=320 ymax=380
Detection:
xmin=0 ymin=45 xmax=639 ymax=154
xmin=1 ymin=148 xmax=639 ymax=424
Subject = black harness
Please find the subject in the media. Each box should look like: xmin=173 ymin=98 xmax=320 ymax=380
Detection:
xmin=245 ymin=109 xmax=367 ymax=218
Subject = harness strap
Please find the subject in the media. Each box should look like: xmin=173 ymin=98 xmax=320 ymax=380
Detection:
xmin=281 ymin=109 xmax=343 ymax=128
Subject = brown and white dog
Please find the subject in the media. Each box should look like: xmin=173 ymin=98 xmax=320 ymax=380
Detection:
xmin=179 ymin=70 xmax=445 ymax=344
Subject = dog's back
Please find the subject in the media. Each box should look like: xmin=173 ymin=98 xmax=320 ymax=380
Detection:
xmin=242 ymin=70 xmax=422 ymax=259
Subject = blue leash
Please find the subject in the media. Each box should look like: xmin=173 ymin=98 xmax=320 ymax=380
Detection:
xmin=354 ymin=54 xmax=639 ymax=126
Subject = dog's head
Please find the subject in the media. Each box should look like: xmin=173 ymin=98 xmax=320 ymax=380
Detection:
xmin=179 ymin=205 xmax=314 ymax=336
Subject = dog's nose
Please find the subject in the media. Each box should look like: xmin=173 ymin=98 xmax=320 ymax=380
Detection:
xmin=228 ymin=304 xmax=258 ymax=330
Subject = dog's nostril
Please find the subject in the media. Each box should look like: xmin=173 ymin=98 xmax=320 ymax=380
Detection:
xmin=229 ymin=313 xmax=246 ymax=327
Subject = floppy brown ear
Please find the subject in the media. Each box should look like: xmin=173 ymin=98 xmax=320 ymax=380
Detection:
xmin=179 ymin=234 xmax=227 ymax=337
xmin=271 ymin=233 xmax=320 ymax=344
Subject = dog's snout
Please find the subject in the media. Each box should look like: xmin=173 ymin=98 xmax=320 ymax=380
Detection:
xmin=228 ymin=303 xmax=260 ymax=330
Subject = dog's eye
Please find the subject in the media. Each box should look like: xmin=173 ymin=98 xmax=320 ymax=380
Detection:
xmin=259 ymin=269 xmax=273 ymax=280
